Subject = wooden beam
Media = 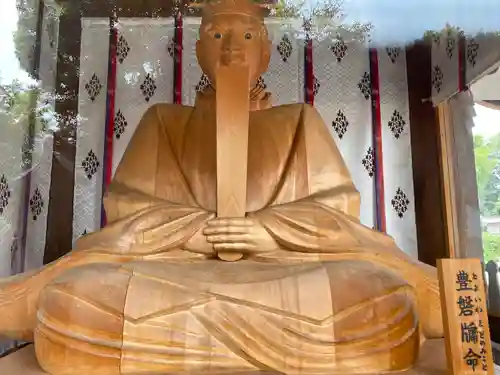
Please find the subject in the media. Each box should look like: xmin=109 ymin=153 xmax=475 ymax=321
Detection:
xmin=437 ymin=101 xmax=460 ymax=258
xmin=477 ymin=100 xmax=500 ymax=111
xmin=43 ymin=4 xmax=82 ymax=264
xmin=406 ymin=41 xmax=450 ymax=266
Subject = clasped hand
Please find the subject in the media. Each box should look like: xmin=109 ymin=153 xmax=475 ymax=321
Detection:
xmin=184 ymin=217 xmax=278 ymax=255
xmin=204 ymin=217 xmax=278 ymax=253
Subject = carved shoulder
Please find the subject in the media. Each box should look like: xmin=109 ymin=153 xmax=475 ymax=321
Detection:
xmin=113 ymin=103 xmax=193 ymax=188
xmin=142 ymin=103 xmax=193 ymax=134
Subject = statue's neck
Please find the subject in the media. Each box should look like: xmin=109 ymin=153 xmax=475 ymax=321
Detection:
xmin=196 ymin=84 xmax=272 ymax=111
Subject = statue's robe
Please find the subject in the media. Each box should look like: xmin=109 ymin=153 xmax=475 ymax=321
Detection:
xmin=33 ymin=93 xmax=444 ymax=375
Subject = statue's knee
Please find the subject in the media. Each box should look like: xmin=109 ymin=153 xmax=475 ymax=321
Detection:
xmin=35 ymin=264 xmax=127 ymax=375
xmin=34 ymin=327 xmax=121 ymax=375
xmin=37 ymin=264 xmax=129 ymax=343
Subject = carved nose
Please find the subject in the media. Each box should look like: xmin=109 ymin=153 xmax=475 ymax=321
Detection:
xmin=220 ymin=35 xmax=244 ymax=65
xmin=222 ymin=33 xmax=242 ymax=51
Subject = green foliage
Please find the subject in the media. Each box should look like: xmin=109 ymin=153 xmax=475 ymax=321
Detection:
xmin=0 ymin=79 xmax=54 ymax=145
xmin=13 ymin=0 xmax=39 ymax=77
xmin=273 ymin=0 xmax=304 ymax=18
xmin=474 ymin=133 xmax=500 ymax=261
xmin=482 ymin=232 xmax=500 ymax=262
xmin=474 ymin=133 xmax=500 ymax=216
xmin=271 ymin=0 xmax=373 ymax=42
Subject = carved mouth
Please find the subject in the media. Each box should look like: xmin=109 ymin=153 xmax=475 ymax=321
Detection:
xmin=220 ymin=53 xmax=246 ymax=65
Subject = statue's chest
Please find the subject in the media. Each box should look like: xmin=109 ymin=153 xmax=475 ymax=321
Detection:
xmin=181 ymin=109 xmax=298 ymax=177
xmin=178 ymin=106 xmax=301 ymax=210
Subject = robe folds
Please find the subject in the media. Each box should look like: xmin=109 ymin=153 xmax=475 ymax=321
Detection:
xmin=34 ymin=95 xmax=444 ymax=374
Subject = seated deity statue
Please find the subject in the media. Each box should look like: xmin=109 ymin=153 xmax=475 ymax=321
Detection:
xmin=0 ymin=0 xmax=444 ymax=374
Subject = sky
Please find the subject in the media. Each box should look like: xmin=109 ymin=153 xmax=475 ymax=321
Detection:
xmin=342 ymin=0 xmax=500 ymax=43
xmin=0 ymin=0 xmax=25 ymax=84
xmin=474 ymin=104 xmax=500 ymax=138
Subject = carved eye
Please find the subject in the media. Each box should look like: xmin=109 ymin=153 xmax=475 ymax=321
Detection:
xmin=214 ymin=32 xmax=222 ymax=39
xmin=244 ymin=32 xmax=252 ymax=40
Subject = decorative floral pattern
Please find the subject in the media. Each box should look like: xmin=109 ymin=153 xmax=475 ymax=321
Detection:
xmin=358 ymin=72 xmax=371 ymax=100
xmin=388 ymin=110 xmax=406 ymax=139
xmin=114 ymin=110 xmax=128 ymax=139
xmin=82 ymin=150 xmax=100 ymax=180
xmin=0 ymin=174 xmax=11 ymax=215
xmin=446 ymin=34 xmax=456 ymax=59
xmin=332 ymin=110 xmax=349 ymax=139
xmin=29 ymin=187 xmax=44 ymax=221
xmin=331 ymin=38 xmax=347 ymax=62
xmin=362 ymin=147 xmax=375 ymax=177
xmin=467 ymin=39 xmax=479 ymax=67
xmin=431 ymin=32 xmax=441 ymax=45
xmin=117 ymin=35 xmax=130 ymax=64
xmin=85 ymin=73 xmax=103 ymax=102
xmin=196 ymin=74 xmax=211 ymax=92
xmin=277 ymin=34 xmax=293 ymax=62
xmin=432 ymin=65 xmax=444 ymax=93
xmin=140 ymin=74 xmax=157 ymax=102
xmin=386 ymin=46 xmax=401 ymax=63
xmin=391 ymin=188 xmax=410 ymax=218
xmin=312 ymin=75 xmax=320 ymax=96
xmin=167 ymin=38 xmax=175 ymax=58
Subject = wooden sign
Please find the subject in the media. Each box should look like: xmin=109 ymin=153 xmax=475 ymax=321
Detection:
xmin=437 ymin=258 xmax=494 ymax=375
xmin=215 ymin=64 xmax=250 ymax=262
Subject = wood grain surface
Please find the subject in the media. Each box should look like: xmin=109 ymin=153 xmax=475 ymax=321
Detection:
xmin=215 ymin=64 xmax=250 ymax=262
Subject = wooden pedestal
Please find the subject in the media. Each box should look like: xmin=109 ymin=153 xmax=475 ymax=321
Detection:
xmin=0 ymin=339 xmax=449 ymax=375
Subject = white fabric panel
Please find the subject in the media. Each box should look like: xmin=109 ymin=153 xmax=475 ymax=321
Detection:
xmin=263 ymin=20 xmax=304 ymax=105
xmin=313 ymin=39 xmax=374 ymax=228
xmin=182 ymin=18 xmax=304 ymax=106
xmin=431 ymin=30 xmax=460 ymax=105
xmin=0 ymin=143 xmax=25 ymax=277
xmin=72 ymin=18 xmax=110 ymax=244
xmin=378 ymin=47 xmax=418 ymax=258
xmin=431 ymin=32 xmax=500 ymax=105
xmin=182 ymin=18 xmax=201 ymax=106
xmin=24 ymin=136 xmax=54 ymax=270
xmin=112 ymin=18 xmax=175 ymax=174
xmin=465 ymin=34 xmax=500 ymax=86
xmin=24 ymin=2 xmax=60 ymax=271
xmin=0 ymin=0 xmax=44 ymax=278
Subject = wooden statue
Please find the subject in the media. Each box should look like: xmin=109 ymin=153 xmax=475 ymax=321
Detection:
xmin=0 ymin=0 xmax=445 ymax=373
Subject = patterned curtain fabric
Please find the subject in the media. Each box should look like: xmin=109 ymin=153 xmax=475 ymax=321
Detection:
xmin=432 ymin=31 xmax=500 ymax=105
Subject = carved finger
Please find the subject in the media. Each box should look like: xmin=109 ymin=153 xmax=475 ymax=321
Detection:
xmin=203 ymin=226 xmax=250 ymax=235
xmin=207 ymin=218 xmax=254 ymax=227
xmin=206 ymin=234 xmax=251 ymax=243
xmin=213 ymin=243 xmax=253 ymax=251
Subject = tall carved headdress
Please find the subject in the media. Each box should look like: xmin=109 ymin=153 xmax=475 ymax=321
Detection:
xmin=190 ymin=0 xmax=275 ymax=21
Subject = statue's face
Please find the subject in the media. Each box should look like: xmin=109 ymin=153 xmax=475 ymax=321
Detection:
xmin=196 ymin=14 xmax=271 ymax=88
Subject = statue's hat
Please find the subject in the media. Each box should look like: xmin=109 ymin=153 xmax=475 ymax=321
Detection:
xmin=189 ymin=0 xmax=276 ymax=20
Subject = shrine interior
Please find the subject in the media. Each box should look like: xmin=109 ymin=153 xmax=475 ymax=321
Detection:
xmin=0 ymin=0 xmax=500 ymax=373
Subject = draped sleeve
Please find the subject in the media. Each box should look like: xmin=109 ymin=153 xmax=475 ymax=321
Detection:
xmin=75 ymin=104 xmax=214 ymax=255
xmin=250 ymin=104 xmax=386 ymax=252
